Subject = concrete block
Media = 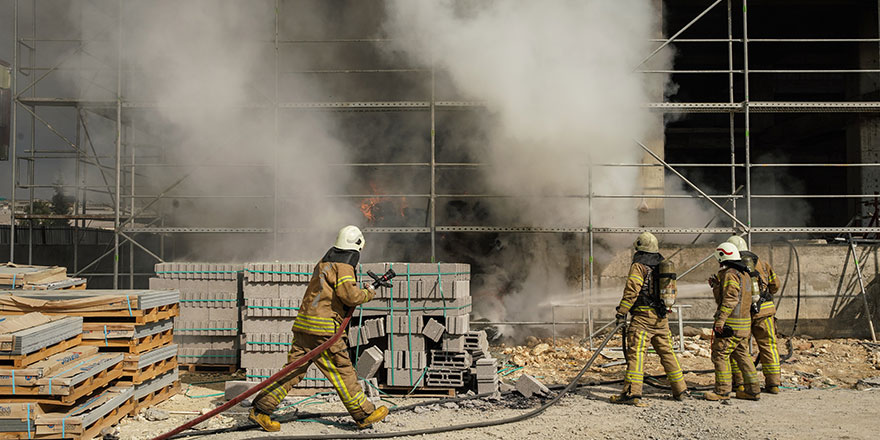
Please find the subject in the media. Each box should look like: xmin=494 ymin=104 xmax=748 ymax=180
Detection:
xmin=207 ymin=279 xmax=238 ymax=296
xmin=445 ymin=315 xmax=470 ymax=335
xmin=209 ymin=307 xmax=240 ymax=322
xmin=244 ymin=333 xmax=294 ymax=353
xmin=475 ymin=358 xmax=497 ymax=378
xmin=384 ymin=350 xmax=427 ymax=369
xmin=421 ymin=318 xmax=445 ymax=342
xmin=386 ymin=368 xmax=425 ymax=387
xmin=464 ymin=331 xmax=489 ymax=352
xmin=425 ymin=368 xmax=465 ymax=387
xmin=240 ymin=351 xmax=288 ymax=369
xmin=149 ymin=278 xmax=179 ymax=290
xmin=356 ymin=346 xmax=384 ymax=379
xmin=441 ymin=335 xmax=466 ymax=352
xmin=244 ymin=282 xmax=281 ymax=299
xmin=349 ymin=318 xmax=385 ymax=346
xmin=390 ymin=297 xmax=470 ymax=316
xmin=477 ymin=379 xmax=499 ymax=395
xmin=244 ymin=298 xmax=300 ymax=318
xmin=178 ymin=347 xmax=238 ymax=365
xmin=388 ymin=334 xmax=426 ymax=352
xmin=360 ymin=378 xmax=380 ymax=398
xmin=279 ymin=283 xmax=309 ymax=301
xmin=386 ymin=315 xmax=424 ymax=334
xmin=430 ymin=351 xmax=472 ymax=369
xmin=175 ymin=335 xmax=239 ymax=350
xmin=175 ymin=320 xmax=238 ymax=336
xmin=500 ymin=381 xmax=515 ymax=393
xmin=241 ymin=317 xmax=295 ymax=334
xmin=515 ymin=374 xmax=550 ymax=398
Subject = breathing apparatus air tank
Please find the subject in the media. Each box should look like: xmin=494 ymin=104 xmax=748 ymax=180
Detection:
xmin=658 ymin=259 xmax=677 ymax=308
xmin=740 ymin=253 xmax=761 ymax=308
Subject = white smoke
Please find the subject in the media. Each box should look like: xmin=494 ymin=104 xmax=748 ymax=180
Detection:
xmin=382 ymin=0 xmax=671 ymax=336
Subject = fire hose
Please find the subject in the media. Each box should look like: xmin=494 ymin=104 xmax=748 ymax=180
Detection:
xmin=157 ymin=323 xmax=625 ymax=440
xmin=151 ymin=307 xmax=356 ymax=440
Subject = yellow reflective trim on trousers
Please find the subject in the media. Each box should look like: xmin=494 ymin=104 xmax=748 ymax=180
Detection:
xmin=666 ymin=332 xmax=685 ymax=382
xmin=334 ymin=276 xmax=355 ymax=289
xmin=318 ymin=351 xmax=348 ymax=401
xmin=296 ymin=314 xmax=336 ymax=324
xmin=292 ymin=321 xmax=336 ymax=334
xmin=766 ymin=317 xmax=781 ymax=371
xmin=637 ymin=331 xmax=647 ymax=373
xmin=321 ymin=351 xmax=355 ymax=404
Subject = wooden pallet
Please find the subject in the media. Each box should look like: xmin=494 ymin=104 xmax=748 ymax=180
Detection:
xmin=20 ymin=398 xmax=136 ymax=440
xmin=179 ymin=363 xmax=238 ymax=373
xmin=0 ymin=304 xmax=179 ymax=325
xmin=81 ymin=329 xmax=173 ymax=354
xmin=123 ymin=357 xmax=178 ymax=384
xmin=378 ymin=385 xmax=456 ymax=397
xmin=0 ymin=363 xmax=124 ymax=405
xmin=130 ymin=381 xmax=181 ymax=416
xmin=0 ymin=335 xmax=83 ymax=368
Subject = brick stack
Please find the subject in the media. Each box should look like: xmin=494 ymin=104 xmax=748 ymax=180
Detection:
xmin=150 ymin=263 xmax=242 ymax=369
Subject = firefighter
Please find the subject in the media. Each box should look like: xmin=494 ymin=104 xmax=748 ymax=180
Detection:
xmin=705 ymin=242 xmax=761 ymax=401
xmin=725 ymin=235 xmax=783 ymax=394
xmin=250 ymin=225 xmax=389 ymax=431
xmin=610 ymin=232 xmax=689 ymax=405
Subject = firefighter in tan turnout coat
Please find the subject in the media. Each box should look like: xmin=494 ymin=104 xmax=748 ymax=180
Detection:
xmin=610 ymin=232 xmax=689 ymax=405
xmin=250 ymin=226 xmax=389 ymax=431
xmin=705 ymin=242 xmax=761 ymax=401
xmin=725 ymin=236 xmax=783 ymax=393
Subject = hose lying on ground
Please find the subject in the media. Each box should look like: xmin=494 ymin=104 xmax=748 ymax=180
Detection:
xmin=152 ymin=308 xmax=356 ymax=440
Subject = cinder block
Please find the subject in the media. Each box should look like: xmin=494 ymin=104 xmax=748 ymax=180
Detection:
xmin=244 ymin=298 xmax=300 ymax=318
xmin=279 ymin=283 xmax=309 ymax=301
xmin=515 ymin=374 xmax=550 ymax=398
xmin=175 ymin=335 xmax=239 ymax=350
xmin=244 ymin=282 xmax=282 ymax=299
xmin=386 ymin=368 xmax=425 ymax=387
xmin=242 ymin=317 xmax=295 ymax=334
xmin=349 ymin=318 xmax=386 ymax=346
xmin=178 ymin=347 xmax=238 ymax=365
xmin=441 ymin=335 xmax=466 ymax=352
xmin=149 ymin=277 xmax=179 ymax=290
xmin=390 ymin=297 xmax=470 ymax=316
xmin=384 ymin=350 xmax=427 ymax=369
xmin=445 ymin=315 xmax=470 ymax=335
xmin=464 ymin=331 xmax=489 ymax=352
xmin=174 ymin=320 xmax=238 ymax=336
xmin=429 ymin=351 xmax=472 ymax=369
xmin=356 ymin=346 xmax=384 ymax=379
xmin=240 ymin=351 xmax=288 ymax=369
xmin=209 ymin=307 xmax=240 ymax=322
xmin=244 ymin=333 xmax=294 ymax=352
xmin=475 ymin=358 xmax=497 ymax=378
xmin=386 ymin=315 xmax=424 ymax=334
xmin=477 ymin=379 xmax=499 ymax=395
xmin=207 ymin=279 xmax=238 ymax=296
xmin=360 ymin=378 xmax=380 ymax=398
xmin=425 ymin=368 xmax=465 ymax=387
xmin=388 ymin=334 xmax=425 ymax=352
xmin=500 ymin=381 xmax=515 ymax=393
xmin=421 ymin=318 xmax=445 ymax=342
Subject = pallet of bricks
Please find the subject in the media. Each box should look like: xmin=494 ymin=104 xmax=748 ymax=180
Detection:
xmin=0 ymin=288 xmax=180 ymax=439
xmin=150 ymin=263 xmax=242 ymax=371
xmin=234 ymin=262 xmax=502 ymax=398
xmin=0 ymin=263 xmax=87 ymax=290
xmin=238 ymin=263 xmax=331 ymax=393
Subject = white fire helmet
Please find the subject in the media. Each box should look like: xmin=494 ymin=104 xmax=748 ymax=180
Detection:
xmin=715 ymin=242 xmax=741 ymax=263
xmin=334 ymin=225 xmax=365 ymax=252
xmin=633 ymin=231 xmax=659 ymax=253
xmin=725 ymin=235 xmax=748 ymax=252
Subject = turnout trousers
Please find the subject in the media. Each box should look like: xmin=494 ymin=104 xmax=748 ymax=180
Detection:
xmin=732 ymin=316 xmax=782 ymax=388
xmin=253 ymin=331 xmax=375 ymax=421
xmin=711 ymin=333 xmax=760 ymax=395
xmin=622 ymin=314 xmax=687 ymax=397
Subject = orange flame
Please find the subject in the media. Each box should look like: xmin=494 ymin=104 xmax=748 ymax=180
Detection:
xmin=359 ymin=182 xmax=407 ymax=224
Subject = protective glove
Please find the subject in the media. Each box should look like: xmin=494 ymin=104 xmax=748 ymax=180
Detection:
xmin=615 ymin=313 xmax=626 ymax=327
xmin=707 ymin=275 xmax=719 ymax=288
xmin=363 ymin=283 xmax=376 ymax=302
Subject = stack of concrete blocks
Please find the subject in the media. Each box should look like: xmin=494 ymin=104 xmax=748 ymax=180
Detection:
xmin=348 ymin=262 xmax=500 ymax=394
xmin=241 ymin=262 xmax=318 ymax=388
xmin=150 ymin=263 xmax=242 ymax=367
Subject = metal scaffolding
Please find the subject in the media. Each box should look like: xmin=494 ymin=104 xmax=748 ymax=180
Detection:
xmin=6 ymin=0 xmax=880 ymax=309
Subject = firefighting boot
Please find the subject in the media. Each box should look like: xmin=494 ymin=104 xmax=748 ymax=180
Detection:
xmin=703 ymin=391 xmax=731 ymax=401
xmin=735 ymin=390 xmax=761 ymax=401
xmin=249 ymin=408 xmax=281 ymax=432
xmin=356 ymin=406 xmax=389 ymax=429
xmin=610 ymin=394 xmax=646 ymax=406
xmin=673 ymin=390 xmax=692 ymax=401
xmin=764 ymin=386 xmax=780 ymax=394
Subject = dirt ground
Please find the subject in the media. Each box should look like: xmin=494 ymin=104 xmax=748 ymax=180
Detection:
xmin=115 ymin=334 xmax=880 ymax=440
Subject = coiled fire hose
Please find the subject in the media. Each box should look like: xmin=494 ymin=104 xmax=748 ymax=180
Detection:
xmin=151 ymin=308 xmax=356 ymax=440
